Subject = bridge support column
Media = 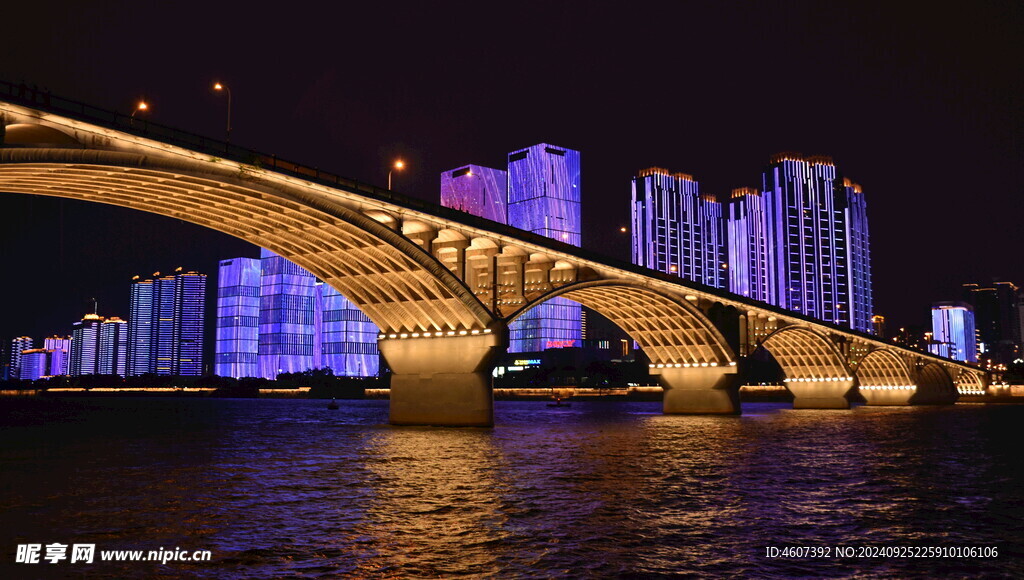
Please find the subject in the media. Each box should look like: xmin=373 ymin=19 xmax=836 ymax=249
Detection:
xmin=380 ymin=328 xmax=507 ymax=427
xmin=786 ymin=379 xmax=853 ymax=409
xmin=653 ymin=366 xmax=740 ymax=415
xmin=860 ymin=386 xmax=915 ymax=406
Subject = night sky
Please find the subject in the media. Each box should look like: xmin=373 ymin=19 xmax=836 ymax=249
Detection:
xmin=2 ymin=1 xmax=1021 ymax=347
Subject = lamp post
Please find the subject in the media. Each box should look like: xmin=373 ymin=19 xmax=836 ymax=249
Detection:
xmin=130 ymin=100 xmax=148 ymax=127
xmin=213 ymin=82 xmax=232 ymax=142
xmin=388 ymin=159 xmax=405 ymax=190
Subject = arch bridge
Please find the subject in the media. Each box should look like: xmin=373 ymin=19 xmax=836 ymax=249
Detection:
xmin=0 ymin=91 xmax=987 ymax=426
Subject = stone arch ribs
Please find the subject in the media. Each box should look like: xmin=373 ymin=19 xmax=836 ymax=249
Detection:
xmin=953 ymin=368 xmax=986 ymax=396
xmin=0 ymin=150 xmax=496 ymax=335
xmin=510 ymin=280 xmax=736 ymax=366
xmin=914 ymin=362 xmax=959 ymax=404
xmin=760 ymin=326 xmax=854 ymax=409
xmin=511 ymin=280 xmax=741 ymax=414
xmin=855 ymin=348 xmax=917 ymax=406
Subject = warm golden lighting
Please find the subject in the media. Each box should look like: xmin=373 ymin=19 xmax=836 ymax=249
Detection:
xmin=213 ymin=82 xmax=224 ymax=91
xmin=394 ymin=160 xmax=405 ymax=170
xmin=137 ymin=101 xmax=148 ymax=111
xmin=619 ymin=227 xmax=627 ymax=233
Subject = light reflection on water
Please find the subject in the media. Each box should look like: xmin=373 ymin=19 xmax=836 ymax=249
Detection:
xmin=1 ymin=398 xmax=1022 ymax=578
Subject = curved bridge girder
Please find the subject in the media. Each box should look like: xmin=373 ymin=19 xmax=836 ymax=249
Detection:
xmin=759 ymin=326 xmax=852 ymax=381
xmin=509 ymin=280 xmax=736 ymax=366
xmin=914 ymin=362 xmax=959 ymax=404
xmin=0 ymin=150 xmax=495 ymax=334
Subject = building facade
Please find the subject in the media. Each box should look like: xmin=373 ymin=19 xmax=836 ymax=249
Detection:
xmin=9 ymin=336 xmax=32 ymax=380
xmin=631 ymin=167 xmax=726 ymax=288
xmin=128 ymin=269 xmax=207 ymax=376
xmin=440 ymin=165 xmax=508 ymax=223
xmin=724 ymin=153 xmax=873 ymax=332
xmin=70 ymin=314 xmax=103 ymax=375
xmin=97 ymin=317 xmax=128 ymax=376
xmin=930 ymin=301 xmax=978 ymax=363
xmin=214 ymin=257 xmax=261 ymax=378
xmin=258 ymin=248 xmax=318 ymax=379
xmin=43 ymin=336 xmax=71 ymax=376
xmin=961 ymin=281 xmax=1023 ymax=366
xmin=214 ymin=251 xmax=380 ymax=379
xmin=506 ymin=143 xmax=582 ymax=352
xmin=726 ymin=187 xmax=773 ymax=302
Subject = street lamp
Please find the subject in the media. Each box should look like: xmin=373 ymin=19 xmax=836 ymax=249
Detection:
xmin=213 ymin=82 xmax=232 ymax=142
xmin=388 ymin=159 xmax=405 ymax=190
xmin=130 ymin=100 xmax=148 ymax=126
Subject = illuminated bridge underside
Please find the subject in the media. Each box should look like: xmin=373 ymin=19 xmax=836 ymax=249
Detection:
xmin=0 ymin=153 xmax=494 ymax=335
xmin=529 ymin=281 xmax=735 ymax=366
xmin=761 ymin=327 xmax=854 ymax=409
xmin=0 ymin=102 xmax=989 ymax=425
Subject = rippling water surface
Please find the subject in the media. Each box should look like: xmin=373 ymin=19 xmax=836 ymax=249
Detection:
xmin=1 ymin=397 xmax=1023 ymax=578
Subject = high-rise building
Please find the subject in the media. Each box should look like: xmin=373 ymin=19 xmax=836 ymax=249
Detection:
xmin=258 ymin=249 xmax=317 ymax=379
xmin=43 ymin=336 xmax=71 ymax=376
xmin=930 ymin=302 xmax=978 ymax=363
xmin=871 ymin=315 xmax=887 ymax=340
xmin=214 ymin=252 xmax=380 ymax=379
xmin=214 ymin=257 xmax=261 ymax=378
xmin=128 ymin=269 xmax=207 ymax=376
xmin=318 ymin=283 xmax=380 ymax=377
xmin=70 ymin=314 xmax=103 ymax=375
xmin=9 ymin=336 xmax=33 ymax=380
xmin=440 ymin=165 xmax=508 ymax=223
xmin=631 ymin=167 xmax=726 ymax=288
xmin=961 ymin=281 xmax=1023 ymax=366
xmin=19 ymin=349 xmax=52 ymax=381
xmin=507 ymin=143 xmax=582 ymax=352
xmin=843 ymin=178 xmax=873 ymax=333
xmin=726 ymin=153 xmax=873 ymax=332
xmin=726 ymin=187 xmax=773 ymax=302
xmin=98 ymin=317 xmax=128 ymax=376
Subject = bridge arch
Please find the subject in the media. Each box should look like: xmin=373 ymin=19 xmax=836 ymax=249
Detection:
xmin=0 ymin=147 xmax=494 ymax=335
xmin=952 ymin=368 xmax=985 ymax=396
xmin=509 ymin=279 xmax=736 ymax=366
xmin=759 ymin=326 xmax=854 ymax=409
xmin=914 ymin=362 xmax=958 ymax=404
xmin=854 ymin=348 xmax=916 ymax=405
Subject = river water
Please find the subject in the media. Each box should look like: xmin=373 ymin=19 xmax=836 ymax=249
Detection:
xmin=1 ymin=397 xmax=1022 ymax=578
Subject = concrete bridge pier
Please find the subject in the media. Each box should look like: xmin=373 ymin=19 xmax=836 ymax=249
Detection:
xmin=786 ymin=378 xmax=854 ymax=409
xmin=653 ymin=365 xmax=741 ymax=415
xmin=860 ymin=387 xmax=915 ymax=406
xmin=379 ymin=327 xmax=507 ymax=427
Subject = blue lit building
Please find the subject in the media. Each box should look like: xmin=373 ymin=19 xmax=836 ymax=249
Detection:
xmin=441 ymin=165 xmax=508 ymax=223
xmin=930 ymin=302 xmax=978 ymax=363
xmin=97 ymin=317 xmax=128 ymax=376
xmin=318 ymin=283 xmax=380 ymax=377
xmin=128 ymin=269 xmax=207 ymax=376
xmin=215 ymin=251 xmax=380 ymax=379
xmin=631 ymin=167 xmax=726 ymax=288
xmin=9 ymin=336 xmax=32 ymax=380
xmin=726 ymin=187 xmax=774 ymax=302
xmin=725 ymin=153 xmax=873 ymax=332
xmin=43 ymin=336 xmax=71 ymax=376
xmin=258 ymin=249 xmax=317 ymax=379
xmin=70 ymin=314 xmax=103 ymax=375
xmin=507 ymin=143 xmax=582 ymax=352
xmin=19 ymin=349 xmax=51 ymax=381
xmin=214 ymin=257 xmax=261 ymax=378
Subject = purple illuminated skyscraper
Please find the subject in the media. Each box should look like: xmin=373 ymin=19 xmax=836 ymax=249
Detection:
xmin=215 ymin=257 xmax=261 ymax=378
xmin=726 ymin=153 xmax=872 ymax=332
xmin=631 ymin=167 xmax=726 ymax=288
xmin=258 ymin=249 xmax=317 ymax=379
xmin=507 ymin=143 xmax=582 ymax=352
xmin=441 ymin=165 xmax=508 ymax=223
xmin=727 ymin=187 xmax=773 ymax=302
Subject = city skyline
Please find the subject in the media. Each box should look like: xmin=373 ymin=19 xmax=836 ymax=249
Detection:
xmin=1 ymin=2 xmax=1021 ymax=357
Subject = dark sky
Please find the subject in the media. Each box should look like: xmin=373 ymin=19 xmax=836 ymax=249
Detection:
xmin=1 ymin=1 xmax=1021 ymax=347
